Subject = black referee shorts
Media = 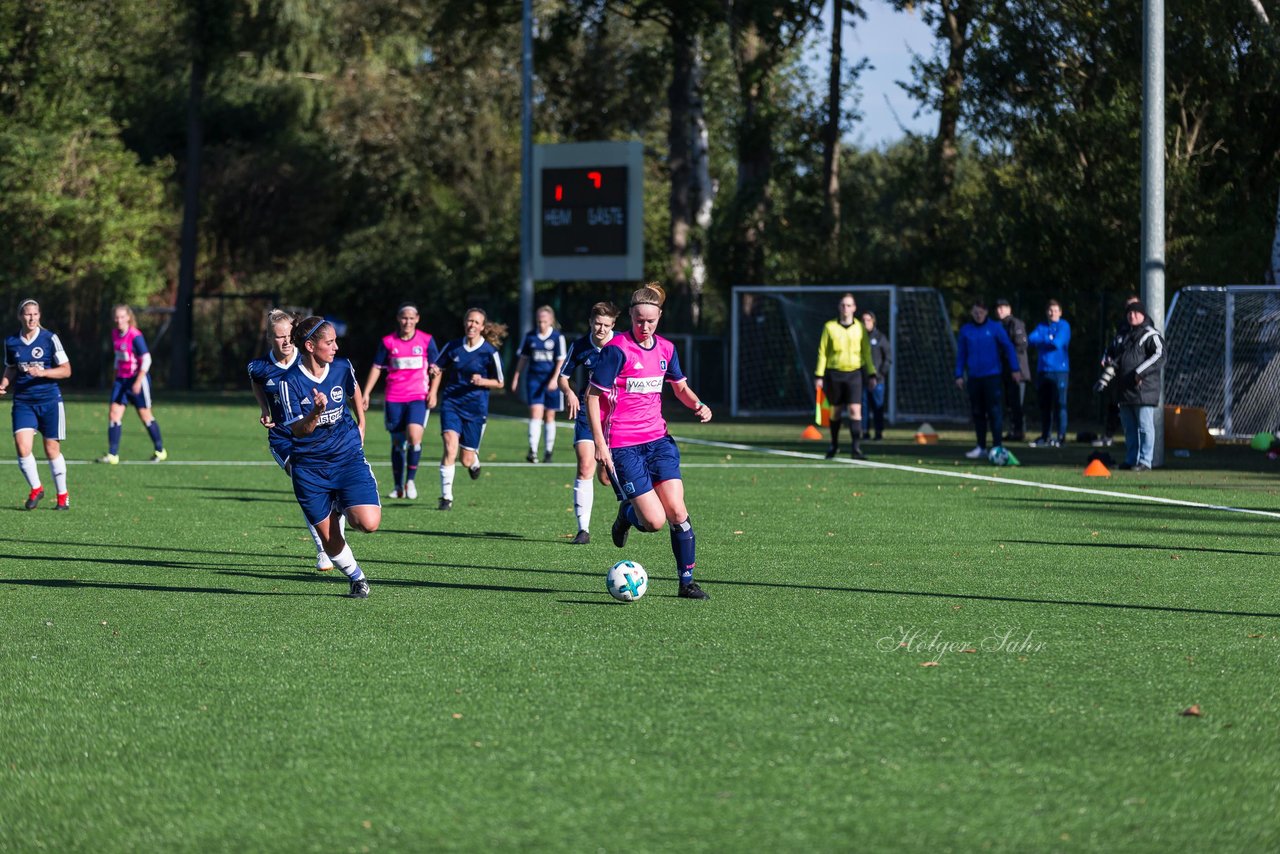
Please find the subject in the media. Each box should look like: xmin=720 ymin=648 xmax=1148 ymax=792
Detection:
xmin=823 ymin=370 xmax=863 ymax=408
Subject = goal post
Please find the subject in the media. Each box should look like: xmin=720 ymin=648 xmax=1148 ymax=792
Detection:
xmin=730 ymin=285 xmax=969 ymax=423
xmin=1165 ymin=285 xmax=1280 ymax=437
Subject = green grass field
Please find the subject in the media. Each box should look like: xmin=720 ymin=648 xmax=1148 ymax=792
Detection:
xmin=3 ymin=396 xmax=1278 ymax=851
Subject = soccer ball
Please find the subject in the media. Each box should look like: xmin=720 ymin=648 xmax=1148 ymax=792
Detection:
xmin=987 ymin=446 xmax=1010 ymax=466
xmin=606 ymin=560 xmax=648 ymax=602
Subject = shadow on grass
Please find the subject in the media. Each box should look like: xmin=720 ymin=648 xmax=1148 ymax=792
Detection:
xmin=555 ymin=598 xmax=622 ymax=606
xmin=987 ymin=495 xmax=1280 ymax=518
xmin=375 ymin=527 xmax=533 ymax=541
xmin=0 ymin=577 xmax=320 ymax=596
xmin=3 ymin=539 xmax=1275 ymax=617
xmin=217 ymin=568 xmax=583 ymax=596
xmin=999 ymin=538 xmax=1277 ymax=557
xmin=145 ymin=485 xmax=289 ymax=495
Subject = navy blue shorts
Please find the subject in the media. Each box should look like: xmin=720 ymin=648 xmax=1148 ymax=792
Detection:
xmin=439 ymin=399 xmax=487 ymax=452
xmin=12 ymin=398 xmax=65 ymax=440
xmin=610 ymin=435 xmax=682 ymax=501
xmin=109 ymin=376 xmax=153 ymax=409
xmin=290 ymin=454 xmax=381 ymax=526
xmin=573 ymin=412 xmax=594 ymax=444
xmin=524 ymin=377 xmax=563 ymax=411
xmin=384 ymin=399 xmax=428 ymax=434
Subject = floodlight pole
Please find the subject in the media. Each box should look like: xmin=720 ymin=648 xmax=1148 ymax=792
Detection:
xmin=1141 ymin=0 xmax=1166 ymax=467
xmin=519 ymin=0 xmax=534 ymax=338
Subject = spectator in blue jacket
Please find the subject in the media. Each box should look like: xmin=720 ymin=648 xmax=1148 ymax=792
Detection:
xmin=955 ymin=300 xmax=1022 ymax=459
xmin=1027 ymin=299 xmax=1071 ymax=447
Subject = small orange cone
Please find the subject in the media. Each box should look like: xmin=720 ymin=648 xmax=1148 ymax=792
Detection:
xmin=801 ymin=424 xmax=824 ymax=441
xmin=1083 ymin=459 xmax=1111 ymax=477
xmin=913 ymin=421 xmax=939 ymax=445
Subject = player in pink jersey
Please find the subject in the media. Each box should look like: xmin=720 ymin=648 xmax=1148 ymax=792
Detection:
xmin=361 ymin=303 xmax=439 ymax=500
xmin=587 ymin=283 xmax=713 ymax=600
xmin=96 ymin=305 xmax=166 ymax=464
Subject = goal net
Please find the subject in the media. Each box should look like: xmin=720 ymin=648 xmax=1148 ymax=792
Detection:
xmin=1165 ymin=285 xmax=1280 ymax=437
xmin=730 ymin=285 xmax=968 ymax=422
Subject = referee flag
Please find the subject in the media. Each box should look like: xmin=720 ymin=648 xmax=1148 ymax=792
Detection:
xmin=814 ymin=387 xmax=829 ymax=426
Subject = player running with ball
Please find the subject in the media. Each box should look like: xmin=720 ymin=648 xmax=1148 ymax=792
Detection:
xmin=586 ymin=283 xmax=713 ymax=600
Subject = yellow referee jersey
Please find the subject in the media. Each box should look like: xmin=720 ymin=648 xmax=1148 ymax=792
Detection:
xmin=815 ymin=318 xmax=876 ymax=376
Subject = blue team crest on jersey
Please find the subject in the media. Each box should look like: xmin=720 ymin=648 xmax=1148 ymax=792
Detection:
xmin=413 ymin=345 xmax=423 ymax=355
xmin=31 ymin=346 xmax=44 ymax=359
xmin=545 ymin=340 xmax=554 ymax=349
xmin=659 ymin=359 xmax=667 ymax=371
xmin=623 ymin=481 xmax=636 ymax=495
xmin=330 ymin=385 xmax=344 ymax=403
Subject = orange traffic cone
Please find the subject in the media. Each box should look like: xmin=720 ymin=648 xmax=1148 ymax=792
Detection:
xmin=1083 ymin=459 xmax=1111 ymax=477
xmin=801 ymin=424 xmax=824 ymax=441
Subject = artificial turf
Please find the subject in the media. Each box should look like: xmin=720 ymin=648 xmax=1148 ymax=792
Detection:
xmin=2 ymin=397 xmax=1277 ymax=851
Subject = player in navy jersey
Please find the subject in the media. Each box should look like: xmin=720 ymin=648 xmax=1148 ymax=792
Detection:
xmin=587 ymin=284 xmax=713 ymax=600
xmin=556 ymin=301 xmax=621 ymax=544
xmin=0 ymin=299 xmax=72 ymax=510
xmin=278 ymin=316 xmax=380 ymax=598
xmin=426 ymin=308 xmax=506 ymax=510
xmin=248 ymin=309 xmax=345 ymax=572
xmin=510 ymin=305 xmax=567 ymax=463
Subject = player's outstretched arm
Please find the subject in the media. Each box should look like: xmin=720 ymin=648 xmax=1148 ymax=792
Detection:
xmin=510 ymin=355 xmax=527 ymax=392
xmin=361 ymin=365 xmax=382 ymax=412
xmin=672 ymin=380 xmax=712 ymax=423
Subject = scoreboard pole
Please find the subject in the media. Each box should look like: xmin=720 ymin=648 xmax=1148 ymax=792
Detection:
xmin=519 ymin=0 xmax=534 ymax=341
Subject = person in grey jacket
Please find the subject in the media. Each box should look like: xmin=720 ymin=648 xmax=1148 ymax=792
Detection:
xmin=994 ymin=299 xmax=1029 ymax=442
xmin=1102 ymin=301 xmax=1165 ymax=471
xmin=860 ymin=310 xmax=891 ymax=440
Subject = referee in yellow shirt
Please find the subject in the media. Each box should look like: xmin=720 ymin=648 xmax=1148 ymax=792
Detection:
xmin=815 ymin=293 xmax=878 ymax=460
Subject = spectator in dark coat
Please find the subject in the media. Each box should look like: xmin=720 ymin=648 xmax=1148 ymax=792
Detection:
xmin=1106 ymin=301 xmax=1165 ymax=471
xmin=994 ymin=299 xmax=1029 ymax=442
xmin=860 ymin=310 xmax=891 ymax=440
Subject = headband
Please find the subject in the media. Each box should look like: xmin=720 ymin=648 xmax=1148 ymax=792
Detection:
xmin=19 ymin=299 xmax=38 ymax=310
xmin=302 ymin=318 xmax=328 ymax=341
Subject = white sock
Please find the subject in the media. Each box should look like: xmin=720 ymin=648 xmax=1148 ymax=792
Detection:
xmin=544 ymin=422 xmax=556 ymax=454
xmin=574 ymin=477 xmax=593 ymax=532
xmin=339 ymin=513 xmax=347 ymax=536
xmin=304 ymin=511 xmax=325 ymax=554
xmin=49 ymin=455 xmax=67 ymax=495
xmin=18 ymin=454 xmax=40 ymax=489
xmin=329 ymin=544 xmax=364 ymax=581
xmin=527 ymin=419 xmax=540 ymax=454
xmin=440 ymin=464 xmax=456 ymax=500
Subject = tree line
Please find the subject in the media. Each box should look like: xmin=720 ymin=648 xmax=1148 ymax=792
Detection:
xmin=1 ymin=0 xmax=1277 ymax=414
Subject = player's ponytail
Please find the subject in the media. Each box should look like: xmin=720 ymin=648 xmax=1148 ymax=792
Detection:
xmin=630 ymin=283 xmax=666 ymax=309
xmin=483 ymin=320 xmax=509 ymax=348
